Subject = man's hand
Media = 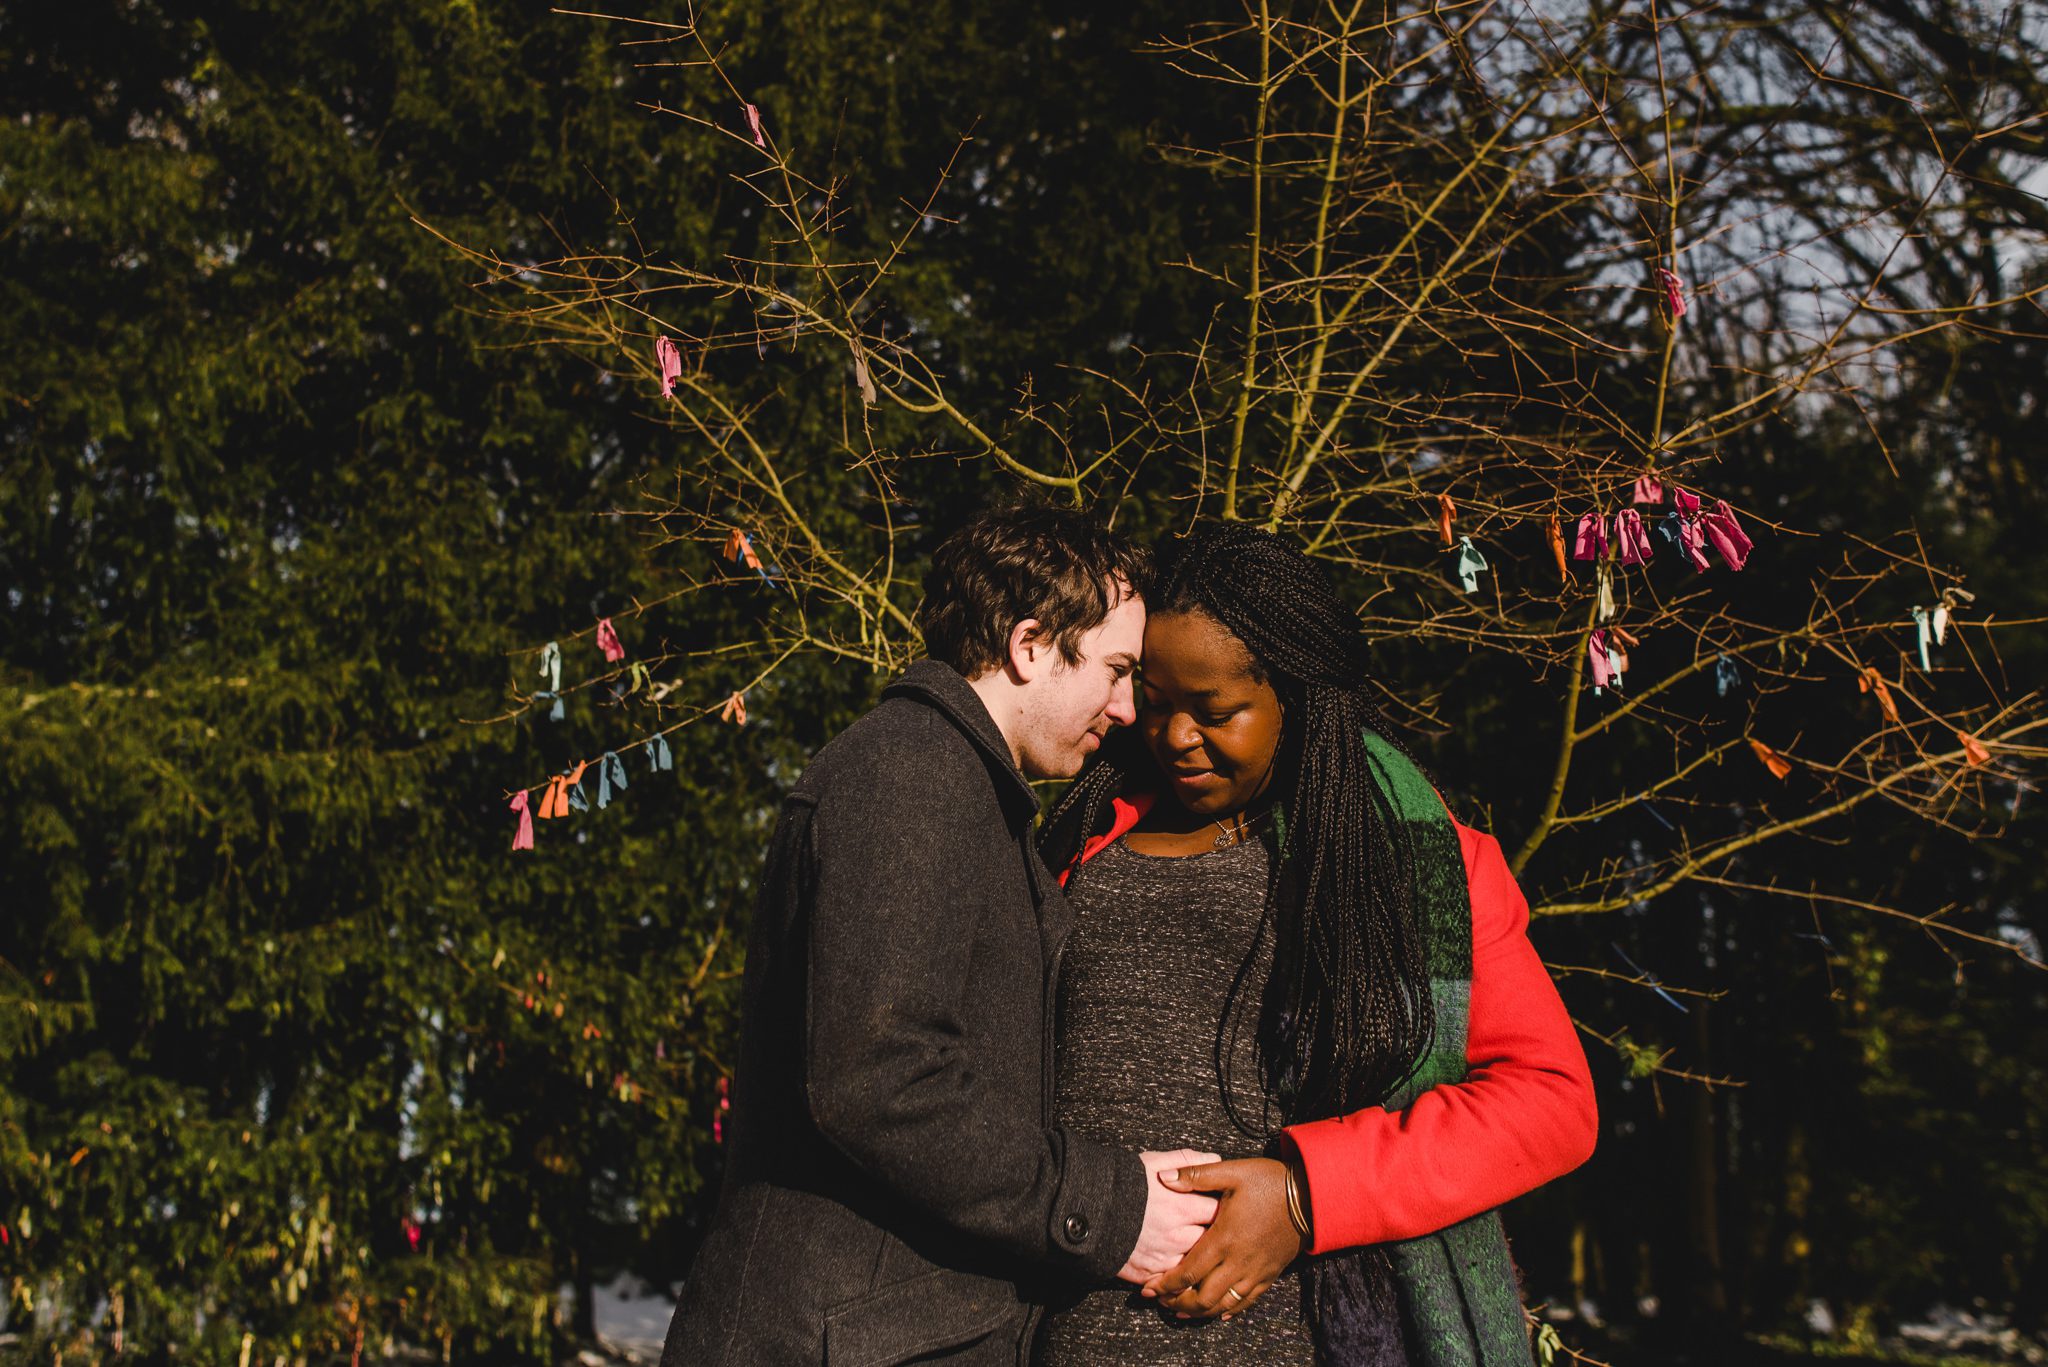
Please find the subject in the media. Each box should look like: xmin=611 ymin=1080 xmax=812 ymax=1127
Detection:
xmin=1114 ymin=1149 xmax=1221 ymax=1284
xmin=1144 ymin=1157 xmax=1305 ymax=1319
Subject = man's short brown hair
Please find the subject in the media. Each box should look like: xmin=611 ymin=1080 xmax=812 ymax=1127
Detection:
xmin=917 ymin=506 xmax=1153 ymax=678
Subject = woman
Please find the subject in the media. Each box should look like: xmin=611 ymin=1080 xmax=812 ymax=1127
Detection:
xmin=1035 ymin=523 xmax=1597 ymax=1365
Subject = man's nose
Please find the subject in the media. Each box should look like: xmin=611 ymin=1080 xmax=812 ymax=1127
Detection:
xmin=1105 ymin=675 xmax=1137 ymax=726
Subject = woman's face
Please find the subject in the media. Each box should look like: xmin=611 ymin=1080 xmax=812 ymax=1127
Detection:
xmin=1137 ymin=609 xmax=1285 ymax=818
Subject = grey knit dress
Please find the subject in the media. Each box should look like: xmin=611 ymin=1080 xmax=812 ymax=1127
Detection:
xmin=1037 ymin=834 xmax=1320 ymax=1364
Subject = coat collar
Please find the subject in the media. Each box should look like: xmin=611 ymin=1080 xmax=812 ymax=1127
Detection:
xmin=882 ymin=659 xmax=1041 ymax=820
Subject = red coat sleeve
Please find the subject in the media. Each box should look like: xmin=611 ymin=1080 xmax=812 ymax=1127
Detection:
xmin=1281 ymin=824 xmax=1598 ymax=1253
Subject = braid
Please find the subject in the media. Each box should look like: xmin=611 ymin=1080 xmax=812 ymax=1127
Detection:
xmin=1156 ymin=524 xmax=1434 ymax=1127
xmin=1040 ymin=730 xmax=1135 ymax=877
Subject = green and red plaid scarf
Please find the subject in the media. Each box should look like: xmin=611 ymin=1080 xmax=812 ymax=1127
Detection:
xmin=1279 ymin=730 xmax=1537 ymax=1367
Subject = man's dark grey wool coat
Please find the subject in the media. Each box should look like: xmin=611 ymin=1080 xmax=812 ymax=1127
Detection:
xmin=661 ymin=660 xmax=1150 ymax=1366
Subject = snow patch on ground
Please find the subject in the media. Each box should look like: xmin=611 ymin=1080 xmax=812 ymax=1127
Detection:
xmin=1896 ymin=1305 xmax=2048 ymax=1365
xmin=565 ymin=1273 xmax=674 ymax=1364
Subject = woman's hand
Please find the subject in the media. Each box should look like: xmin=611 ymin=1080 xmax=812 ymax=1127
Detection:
xmin=1144 ymin=1157 xmax=1305 ymax=1320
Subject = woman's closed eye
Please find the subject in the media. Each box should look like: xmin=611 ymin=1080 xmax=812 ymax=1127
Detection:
xmin=1141 ymin=691 xmax=1239 ymax=728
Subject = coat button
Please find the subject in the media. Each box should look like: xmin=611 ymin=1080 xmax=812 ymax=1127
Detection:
xmin=1063 ymin=1213 xmax=1089 ymax=1243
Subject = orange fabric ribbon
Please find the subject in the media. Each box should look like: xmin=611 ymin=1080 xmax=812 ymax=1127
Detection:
xmin=1435 ymin=494 xmax=1456 ymax=547
xmin=1858 ymin=667 xmax=1899 ymax=724
xmin=852 ymin=344 xmax=877 ymax=406
xmin=723 ymin=528 xmax=762 ymax=571
xmin=1547 ymin=515 xmax=1567 ymax=583
xmin=721 ymin=692 xmax=748 ymax=726
xmin=1959 ymin=731 xmax=1990 ymax=766
xmin=538 ymin=775 xmax=567 ymax=820
xmin=1749 ymin=738 xmax=1792 ymax=781
xmin=538 ymin=760 xmax=589 ymax=819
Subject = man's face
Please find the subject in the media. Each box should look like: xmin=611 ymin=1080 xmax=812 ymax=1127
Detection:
xmin=1012 ymin=586 xmax=1146 ymax=780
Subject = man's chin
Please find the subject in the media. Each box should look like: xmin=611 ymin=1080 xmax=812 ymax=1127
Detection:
xmin=1019 ymin=749 xmax=1092 ymax=782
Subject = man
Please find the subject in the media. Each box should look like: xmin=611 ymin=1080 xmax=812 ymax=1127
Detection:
xmin=663 ymin=507 xmax=1217 ymax=1366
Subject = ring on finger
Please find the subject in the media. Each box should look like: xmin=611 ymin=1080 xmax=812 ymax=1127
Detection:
xmin=1224 ymin=1287 xmax=1244 ymax=1304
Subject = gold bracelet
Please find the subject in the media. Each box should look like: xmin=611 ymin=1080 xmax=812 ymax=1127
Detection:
xmin=1284 ymin=1163 xmax=1313 ymax=1242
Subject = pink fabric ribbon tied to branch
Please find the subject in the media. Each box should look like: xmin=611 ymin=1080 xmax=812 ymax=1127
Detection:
xmin=595 ymin=617 xmax=625 ymax=663
xmin=1572 ymin=512 xmax=1608 ymax=560
xmin=1657 ymin=266 xmax=1687 ymax=319
xmin=1588 ymin=629 xmax=1614 ymax=690
xmin=509 ymin=790 xmax=534 ymax=852
xmin=1676 ymin=512 xmax=1712 ymax=572
xmin=1613 ymin=509 xmax=1654 ymax=565
xmin=1631 ymin=474 xmax=1665 ymax=505
xmin=656 ymin=335 xmax=682 ymax=398
xmin=1699 ymin=501 xmax=1753 ymax=571
xmin=744 ymin=104 xmax=766 ymax=148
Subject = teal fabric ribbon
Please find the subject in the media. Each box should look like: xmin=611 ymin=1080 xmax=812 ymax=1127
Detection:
xmin=1715 ymin=653 xmax=1741 ymax=697
xmin=645 ymin=734 xmax=673 ymax=773
xmin=535 ymin=642 xmax=565 ymax=722
xmin=1454 ymin=537 xmax=1489 ymax=594
xmin=598 ymin=751 xmax=629 ymax=808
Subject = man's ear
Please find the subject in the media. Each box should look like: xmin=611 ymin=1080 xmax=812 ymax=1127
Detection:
xmin=1005 ymin=617 xmax=1047 ymax=683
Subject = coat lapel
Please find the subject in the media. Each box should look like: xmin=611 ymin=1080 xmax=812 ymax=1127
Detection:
xmin=882 ymin=660 xmax=1066 ymax=965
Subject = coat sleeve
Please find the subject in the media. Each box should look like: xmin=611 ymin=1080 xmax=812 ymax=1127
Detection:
xmin=1281 ymin=826 xmax=1598 ymax=1253
xmin=799 ymin=748 xmax=1148 ymax=1280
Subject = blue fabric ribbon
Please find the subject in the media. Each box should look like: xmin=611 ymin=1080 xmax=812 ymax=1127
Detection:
xmin=1612 ymin=942 xmax=1689 ymax=1014
xmin=1715 ymin=653 xmax=1741 ymax=697
xmin=645 ymin=735 xmax=673 ymax=772
xmin=598 ymin=751 xmax=629 ymax=808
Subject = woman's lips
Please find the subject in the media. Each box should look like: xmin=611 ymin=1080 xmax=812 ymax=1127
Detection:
xmin=1170 ymin=768 xmax=1220 ymax=789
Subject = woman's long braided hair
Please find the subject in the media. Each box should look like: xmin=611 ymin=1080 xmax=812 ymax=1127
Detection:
xmin=1041 ymin=522 xmax=1434 ymax=1129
